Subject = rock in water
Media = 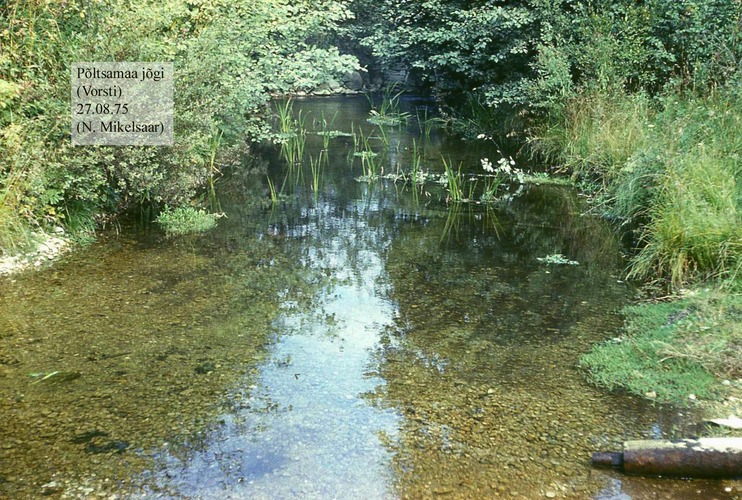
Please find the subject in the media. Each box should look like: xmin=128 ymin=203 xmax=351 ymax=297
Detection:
xmin=342 ymin=71 xmax=364 ymax=91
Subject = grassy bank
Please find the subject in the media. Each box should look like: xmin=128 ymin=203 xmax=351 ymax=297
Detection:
xmin=534 ymin=85 xmax=742 ymax=287
xmin=532 ymin=84 xmax=742 ymax=407
xmin=579 ymin=289 xmax=742 ymax=406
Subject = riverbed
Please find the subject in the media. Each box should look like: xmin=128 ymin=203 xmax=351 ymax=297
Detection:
xmin=0 ymin=96 xmax=734 ymax=499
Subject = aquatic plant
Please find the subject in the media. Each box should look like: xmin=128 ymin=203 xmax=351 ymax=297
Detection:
xmin=310 ymin=153 xmax=324 ymax=202
xmin=267 ymin=176 xmax=279 ymax=204
xmin=276 ymin=99 xmax=295 ymax=138
xmin=441 ymin=156 xmax=464 ymax=203
xmin=366 ymin=84 xmax=410 ymax=127
xmin=353 ymin=126 xmax=380 ymax=179
xmin=536 ymin=254 xmax=579 ymax=265
xmin=479 ymin=158 xmax=503 ymax=202
xmin=416 ymin=107 xmax=444 ymax=140
xmin=155 ymin=206 xmax=223 ymax=236
xmin=277 ymin=100 xmax=308 ymax=167
xmin=317 ymin=110 xmax=339 ymax=153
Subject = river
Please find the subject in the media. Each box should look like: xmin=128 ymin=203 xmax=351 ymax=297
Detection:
xmin=0 ymin=96 xmax=732 ymax=499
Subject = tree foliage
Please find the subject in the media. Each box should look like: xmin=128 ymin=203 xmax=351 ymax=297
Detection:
xmin=0 ymin=0 xmax=358 ymax=244
xmin=349 ymin=0 xmax=741 ymax=108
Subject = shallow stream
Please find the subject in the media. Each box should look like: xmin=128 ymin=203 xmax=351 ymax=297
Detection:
xmin=0 ymin=96 xmax=735 ymax=499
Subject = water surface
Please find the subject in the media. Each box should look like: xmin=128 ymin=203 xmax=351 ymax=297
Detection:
xmin=0 ymin=96 xmax=735 ymax=499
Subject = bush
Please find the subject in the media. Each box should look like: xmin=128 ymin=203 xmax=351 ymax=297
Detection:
xmin=0 ymin=0 xmax=359 ymax=250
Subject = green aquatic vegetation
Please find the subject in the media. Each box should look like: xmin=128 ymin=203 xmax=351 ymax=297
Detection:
xmin=376 ymin=122 xmax=389 ymax=146
xmin=310 ymin=153 xmax=324 ymax=202
xmin=155 ymin=206 xmax=223 ymax=236
xmin=317 ymin=130 xmax=352 ymax=138
xmin=317 ymin=110 xmax=339 ymax=153
xmin=267 ymin=176 xmax=280 ymax=204
xmin=366 ymin=84 xmax=410 ymax=127
xmin=536 ymin=254 xmax=579 ymax=265
xmin=276 ymin=99 xmax=296 ymax=138
xmin=416 ymin=107 xmax=444 ymax=139
xmin=478 ymin=158 xmax=503 ymax=202
xmin=367 ymin=110 xmax=409 ymax=127
xmin=409 ymin=138 xmax=422 ymax=178
xmin=580 ymin=289 xmax=741 ymax=405
xmin=441 ymin=157 xmax=464 ymax=203
xmin=352 ymin=126 xmax=380 ymax=179
xmin=520 ymin=172 xmax=573 ymax=186
xmin=276 ymin=100 xmax=308 ymax=167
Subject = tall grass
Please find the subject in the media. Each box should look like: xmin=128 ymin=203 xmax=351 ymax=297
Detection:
xmin=626 ymin=90 xmax=742 ymax=286
xmin=441 ymin=156 xmax=464 ymax=202
xmin=531 ymin=83 xmax=742 ymax=287
xmin=532 ymin=90 xmax=654 ymax=180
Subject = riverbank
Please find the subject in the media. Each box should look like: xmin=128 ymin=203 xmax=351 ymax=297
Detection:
xmin=534 ymin=85 xmax=742 ymax=416
xmin=579 ymin=288 xmax=742 ymax=423
xmin=0 ymin=230 xmax=71 ymax=277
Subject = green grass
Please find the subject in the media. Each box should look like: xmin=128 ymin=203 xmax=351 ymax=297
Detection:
xmin=155 ymin=206 xmax=222 ymax=236
xmin=532 ymin=90 xmax=654 ymax=180
xmin=579 ymin=288 xmax=742 ymax=405
xmin=531 ymin=83 xmax=742 ymax=287
xmin=625 ymin=89 xmax=742 ymax=286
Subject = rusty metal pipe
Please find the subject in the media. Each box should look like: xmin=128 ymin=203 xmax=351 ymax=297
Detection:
xmin=592 ymin=437 xmax=742 ymax=479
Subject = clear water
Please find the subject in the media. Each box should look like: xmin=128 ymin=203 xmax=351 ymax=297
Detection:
xmin=0 ymin=96 xmax=735 ymax=499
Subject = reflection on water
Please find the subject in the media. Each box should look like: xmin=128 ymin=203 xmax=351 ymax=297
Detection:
xmin=144 ymin=201 xmax=401 ymax=498
xmin=0 ymin=96 xmax=737 ymax=499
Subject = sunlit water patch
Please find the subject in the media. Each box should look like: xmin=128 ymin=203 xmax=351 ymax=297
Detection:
xmin=140 ymin=201 xmax=401 ymax=498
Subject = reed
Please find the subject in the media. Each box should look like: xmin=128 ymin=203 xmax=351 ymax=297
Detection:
xmin=353 ymin=126 xmax=379 ymax=179
xmin=416 ymin=106 xmax=444 ymax=140
xmin=441 ymin=156 xmax=464 ymax=202
xmin=267 ymin=176 xmax=279 ymax=204
xmin=367 ymin=83 xmax=410 ymax=127
xmin=309 ymin=152 xmax=324 ymax=202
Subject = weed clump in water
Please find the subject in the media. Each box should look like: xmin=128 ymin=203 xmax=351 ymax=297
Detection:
xmin=155 ymin=206 xmax=223 ymax=236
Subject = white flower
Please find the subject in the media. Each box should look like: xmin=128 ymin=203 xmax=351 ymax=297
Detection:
xmin=497 ymin=157 xmax=511 ymax=175
xmin=481 ymin=158 xmax=494 ymax=173
xmin=476 ymin=133 xmax=486 ymax=140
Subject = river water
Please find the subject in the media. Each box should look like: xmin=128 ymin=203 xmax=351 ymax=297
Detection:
xmin=0 ymin=96 xmax=734 ymax=499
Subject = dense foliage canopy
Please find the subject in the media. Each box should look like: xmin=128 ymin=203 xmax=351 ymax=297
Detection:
xmin=0 ymin=0 xmax=358 ymax=246
xmin=348 ymin=0 xmax=741 ymax=108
